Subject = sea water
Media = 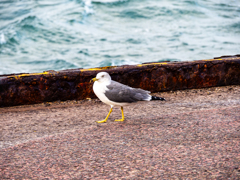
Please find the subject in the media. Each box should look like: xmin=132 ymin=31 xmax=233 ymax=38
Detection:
xmin=0 ymin=0 xmax=239 ymax=75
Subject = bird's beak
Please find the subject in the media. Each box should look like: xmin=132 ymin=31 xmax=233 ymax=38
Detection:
xmin=90 ymin=77 xmax=98 ymax=83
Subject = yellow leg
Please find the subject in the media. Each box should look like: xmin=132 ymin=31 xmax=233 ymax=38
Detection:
xmin=115 ymin=107 xmax=124 ymax=122
xmin=96 ymin=108 xmax=113 ymax=123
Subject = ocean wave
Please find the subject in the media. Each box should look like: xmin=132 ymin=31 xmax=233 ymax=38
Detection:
xmin=230 ymin=22 xmax=240 ymax=31
xmin=20 ymin=59 xmax=79 ymax=72
xmin=0 ymin=0 xmax=240 ymax=75
xmin=92 ymin=0 xmax=129 ymax=4
xmin=118 ymin=9 xmax=148 ymax=19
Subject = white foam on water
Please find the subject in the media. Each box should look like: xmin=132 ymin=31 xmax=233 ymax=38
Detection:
xmin=83 ymin=0 xmax=94 ymax=14
xmin=0 ymin=33 xmax=6 ymax=44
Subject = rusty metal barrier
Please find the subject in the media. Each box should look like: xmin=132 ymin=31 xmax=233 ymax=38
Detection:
xmin=0 ymin=55 xmax=240 ymax=107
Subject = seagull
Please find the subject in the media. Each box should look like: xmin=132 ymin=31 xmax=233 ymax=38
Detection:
xmin=91 ymin=72 xmax=165 ymax=123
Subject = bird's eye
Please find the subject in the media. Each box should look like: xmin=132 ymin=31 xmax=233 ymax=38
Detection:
xmin=101 ymin=75 xmax=104 ymax=78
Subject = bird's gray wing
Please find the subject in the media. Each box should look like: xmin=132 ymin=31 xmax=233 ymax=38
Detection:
xmin=105 ymin=80 xmax=151 ymax=103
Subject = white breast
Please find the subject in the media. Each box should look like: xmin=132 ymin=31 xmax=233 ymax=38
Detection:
xmin=93 ymin=81 xmax=109 ymax=103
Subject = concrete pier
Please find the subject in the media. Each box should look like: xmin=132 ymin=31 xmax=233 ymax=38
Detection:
xmin=0 ymin=56 xmax=239 ymax=179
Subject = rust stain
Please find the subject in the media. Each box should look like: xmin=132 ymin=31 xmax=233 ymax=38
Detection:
xmin=0 ymin=56 xmax=240 ymax=107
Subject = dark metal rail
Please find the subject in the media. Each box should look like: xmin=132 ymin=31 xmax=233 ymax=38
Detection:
xmin=0 ymin=56 xmax=240 ymax=107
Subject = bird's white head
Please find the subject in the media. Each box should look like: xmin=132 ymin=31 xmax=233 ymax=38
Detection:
xmin=92 ymin=72 xmax=111 ymax=84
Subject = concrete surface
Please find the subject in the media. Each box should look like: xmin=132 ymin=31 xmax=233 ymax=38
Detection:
xmin=0 ymin=85 xmax=240 ymax=179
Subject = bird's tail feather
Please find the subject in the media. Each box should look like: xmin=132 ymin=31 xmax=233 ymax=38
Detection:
xmin=151 ymin=96 xmax=165 ymax=101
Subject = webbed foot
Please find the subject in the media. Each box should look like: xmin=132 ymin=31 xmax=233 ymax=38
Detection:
xmin=96 ymin=119 xmax=108 ymax=123
xmin=114 ymin=118 xmax=124 ymax=122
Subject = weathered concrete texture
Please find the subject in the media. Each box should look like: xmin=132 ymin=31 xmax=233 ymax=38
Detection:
xmin=0 ymin=55 xmax=240 ymax=107
xmin=0 ymin=85 xmax=240 ymax=179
